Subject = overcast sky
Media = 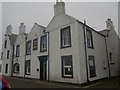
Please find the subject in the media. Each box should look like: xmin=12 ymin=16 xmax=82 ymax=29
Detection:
xmin=0 ymin=0 xmax=119 ymax=51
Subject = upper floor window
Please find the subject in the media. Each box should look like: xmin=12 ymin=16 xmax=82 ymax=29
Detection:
xmin=4 ymin=40 xmax=7 ymax=48
xmin=26 ymin=41 xmax=31 ymax=55
xmin=86 ymin=29 xmax=94 ymax=49
xmin=33 ymin=38 xmax=38 ymax=51
xmin=7 ymin=50 xmax=10 ymax=59
xmin=16 ymin=45 xmax=20 ymax=57
xmin=61 ymin=55 xmax=73 ymax=78
xmin=40 ymin=35 xmax=47 ymax=52
xmin=61 ymin=26 xmax=71 ymax=48
xmin=1 ymin=52 xmax=3 ymax=60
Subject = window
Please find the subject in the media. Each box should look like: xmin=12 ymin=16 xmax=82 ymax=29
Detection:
xmin=86 ymin=29 xmax=94 ymax=48
xmin=109 ymin=53 xmax=112 ymax=63
xmin=13 ymin=63 xmax=20 ymax=73
xmin=62 ymin=55 xmax=73 ymax=78
xmin=26 ymin=41 xmax=31 ymax=55
xmin=5 ymin=64 xmax=8 ymax=73
xmin=89 ymin=56 xmax=96 ymax=78
xmin=1 ymin=52 xmax=3 ymax=60
xmin=40 ymin=35 xmax=47 ymax=52
xmin=16 ymin=45 xmax=20 ymax=57
xmin=4 ymin=40 xmax=7 ymax=48
xmin=7 ymin=50 xmax=10 ymax=59
xmin=25 ymin=60 xmax=31 ymax=75
xmin=33 ymin=38 xmax=38 ymax=50
xmin=61 ymin=26 xmax=71 ymax=48
xmin=0 ymin=64 xmax=2 ymax=73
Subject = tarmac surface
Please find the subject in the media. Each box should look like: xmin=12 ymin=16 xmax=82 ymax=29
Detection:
xmin=2 ymin=76 xmax=120 ymax=88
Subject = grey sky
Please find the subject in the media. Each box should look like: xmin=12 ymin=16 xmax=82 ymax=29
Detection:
xmin=1 ymin=2 xmax=119 ymax=50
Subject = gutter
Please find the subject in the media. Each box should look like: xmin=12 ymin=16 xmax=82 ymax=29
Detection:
xmin=83 ymin=20 xmax=89 ymax=82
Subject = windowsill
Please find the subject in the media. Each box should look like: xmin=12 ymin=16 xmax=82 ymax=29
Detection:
xmin=33 ymin=49 xmax=38 ymax=51
xmin=25 ymin=73 xmax=30 ymax=75
xmin=62 ymin=75 xmax=73 ymax=78
xmin=110 ymin=63 xmax=115 ymax=65
xmin=40 ymin=50 xmax=47 ymax=52
xmin=87 ymin=46 xmax=94 ymax=49
xmin=26 ymin=53 xmax=31 ymax=55
xmin=61 ymin=45 xmax=71 ymax=49
xmin=90 ymin=75 xmax=96 ymax=78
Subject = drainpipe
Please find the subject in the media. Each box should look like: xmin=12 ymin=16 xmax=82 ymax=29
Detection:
xmin=11 ymin=45 xmax=14 ymax=77
xmin=24 ymin=35 xmax=27 ymax=78
xmin=83 ymin=20 xmax=89 ymax=82
xmin=104 ymin=37 xmax=110 ymax=77
xmin=45 ymin=31 xmax=50 ymax=82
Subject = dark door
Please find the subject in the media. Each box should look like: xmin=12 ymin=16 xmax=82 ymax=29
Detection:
xmin=39 ymin=56 xmax=47 ymax=80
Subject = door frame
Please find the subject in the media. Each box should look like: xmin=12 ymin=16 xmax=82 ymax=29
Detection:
xmin=38 ymin=56 xmax=47 ymax=80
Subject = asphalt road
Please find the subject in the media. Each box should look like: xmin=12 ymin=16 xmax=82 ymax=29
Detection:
xmin=2 ymin=76 xmax=120 ymax=88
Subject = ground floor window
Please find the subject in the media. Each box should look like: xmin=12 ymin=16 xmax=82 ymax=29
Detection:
xmin=25 ymin=60 xmax=31 ymax=75
xmin=5 ymin=64 xmax=8 ymax=73
xmin=13 ymin=63 xmax=20 ymax=73
xmin=89 ymin=56 xmax=96 ymax=78
xmin=61 ymin=55 xmax=73 ymax=78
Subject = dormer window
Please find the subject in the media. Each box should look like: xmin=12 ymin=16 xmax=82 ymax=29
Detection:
xmin=61 ymin=26 xmax=71 ymax=48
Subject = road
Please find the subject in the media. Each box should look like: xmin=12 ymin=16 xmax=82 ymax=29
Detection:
xmin=2 ymin=76 xmax=120 ymax=88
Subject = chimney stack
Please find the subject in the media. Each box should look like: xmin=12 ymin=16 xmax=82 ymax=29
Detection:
xmin=19 ymin=23 xmax=26 ymax=34
xmin=54 ymin=1 xmax=65 ymax=16
xmin=106 ymin=18 xmax=114 ymax=30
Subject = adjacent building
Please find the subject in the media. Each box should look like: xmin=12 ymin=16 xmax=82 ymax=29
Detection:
xmin=1 ymin=2 xmax=120 ymax=84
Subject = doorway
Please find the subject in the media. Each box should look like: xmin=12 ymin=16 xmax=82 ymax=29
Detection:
xmin=39 ymin=56 xmax=47 ymax=80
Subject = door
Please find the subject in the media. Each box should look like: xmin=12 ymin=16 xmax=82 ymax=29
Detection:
xmin=39 ymin=56 xmax=47 ymax=80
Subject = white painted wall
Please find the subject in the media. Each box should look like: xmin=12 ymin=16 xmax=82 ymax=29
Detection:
xmin=13 ymin=34 xmax=26 ymax=77
xmin=2 ymin=36 xmax=12 ymax=76
xmin=25 ymin=23 xmax=48 ymax=79
xmin=86 ymin=29 xmax=109 ymax=81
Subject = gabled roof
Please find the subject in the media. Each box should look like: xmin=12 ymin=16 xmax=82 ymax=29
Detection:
xmin=46 ymin=14 xmax=77 ymax=32
xmin=29 ymin=23 xmax=45 ymax=34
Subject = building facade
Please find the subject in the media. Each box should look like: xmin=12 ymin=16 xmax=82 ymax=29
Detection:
xmin=1 ymin=2 xmax=120 ymax=84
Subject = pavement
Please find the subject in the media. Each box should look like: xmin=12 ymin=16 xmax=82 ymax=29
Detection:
xmin=2 ymin=76 xmax=120 ymax=88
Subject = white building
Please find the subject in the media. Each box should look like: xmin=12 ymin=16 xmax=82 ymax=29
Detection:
xmin=1 ymin=2 xmax=120 ymax=84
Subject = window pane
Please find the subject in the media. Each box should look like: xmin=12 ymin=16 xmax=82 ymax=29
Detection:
xmin=65 ymin=67 xmax=72 ymax=75
xmin=41 ymin=35 xmax=47 ymax=51
xmin=89 ymin=56 xmax=96 ymax=78
xmin=26 ymin=41 xmax=31 ymax=55
xmin=61 ymin=26 xmax=71 ymax=48
xmin=25 ymin=60 xmax=31 ymax=75
xmin=62 ymin=55 xmax=73 ymax=78
xmin=87 ymin=29 xmax=93 ymax=48
xmin=63 ymin=57 xmax=71 ymax=66
xmin=33 ymin=38 xmax=38 ymax=50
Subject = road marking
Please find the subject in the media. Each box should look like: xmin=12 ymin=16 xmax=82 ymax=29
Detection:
xmin=83 ymin=82 xmax=104 ymax=88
